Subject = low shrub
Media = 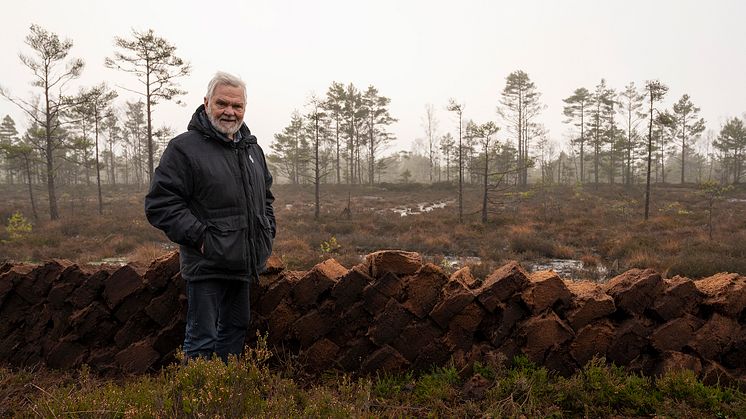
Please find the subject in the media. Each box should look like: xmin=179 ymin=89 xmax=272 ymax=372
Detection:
xmin=5 ymin=353 xmax=746 ymax=417
xmin=508 ymin=232 xmax=556 ymax=258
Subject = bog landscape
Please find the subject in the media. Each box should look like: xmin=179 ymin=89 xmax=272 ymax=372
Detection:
xmin=2 ymin=181 xmax=746 ymax=416
xmin=2 ymin=3 xmax=746 ymax=416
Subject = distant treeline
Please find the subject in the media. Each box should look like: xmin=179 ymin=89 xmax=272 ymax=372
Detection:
xmin=270 ymin=75 xmax=745 ymax=189
xmin=0 ymin=25 xmax=189 ymax=221
xmin=1 ymin=25 xmax=745 ymax=224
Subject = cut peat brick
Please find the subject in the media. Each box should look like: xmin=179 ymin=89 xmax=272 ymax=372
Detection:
xmin=115 ymin=339 xmax=160 ymax=374
xmin=517 ymin=311 xmax=574 ymax=364
xmin=602 ymin=268 xmax=664 ymax=316
xmin=429 ymin=272 xmax=475 ymax=328
xmin=291 ymin=259 xmax=347 ymax=308
xmin=291 ymin=309 xmax=335 ymax=348
xmin=522 ymin=270 xmax=571 ymax=315
xmin=362 ymin=271 xmax=403 ymax=315
xmin=476 ymin=261 xmax=530 ymax=312
xmin=302 ymin=338 xmax=339 ymax=371
xmin=331 ymin=266 xmax=373 ymax=307
xmin=363 ymin=250 xmax=423 ymax=278
xmin=361 ymin=345 xmax=409 ymax=374
xmin=565 ymin=280 xmax=616 ymax=331
xmin=46 ymin=340 xmax=89 ymax=370
xmin=695 ymin=273 xmax=746 ymax=318
xmin=570 ymin=320 xmax=615 ymax=366
xmin=401 ymin=263 xmax=449 ymax=319
xmin=391 ymin=321 xmax=442 ymax=362
xmin=367 ymin=298 xmax=415 ymax=346
xmin=103 ymin=264 xmax=147 ymax=310
xmin=142 ymin=251 xmax=180 ymax=291
xmin=259 ymin=271 xmax=300 ymax=317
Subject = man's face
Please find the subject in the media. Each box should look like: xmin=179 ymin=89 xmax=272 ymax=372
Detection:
xmin=204 ymin=84 xmax=246 ymax=137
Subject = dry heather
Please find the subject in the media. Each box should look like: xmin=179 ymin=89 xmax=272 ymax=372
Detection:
xmin=1 ymin=183 xmax=745 ymax=280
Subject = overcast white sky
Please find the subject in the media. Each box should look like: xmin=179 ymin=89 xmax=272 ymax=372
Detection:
xmin=1 ymin=0 xmax=745 ymax=156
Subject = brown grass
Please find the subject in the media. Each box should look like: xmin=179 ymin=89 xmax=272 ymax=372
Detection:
xmin=1 ymin=182 xmax=745 ymax=279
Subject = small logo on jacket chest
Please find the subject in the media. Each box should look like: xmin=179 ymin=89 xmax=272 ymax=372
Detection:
xmin=249 ymin=155 xmax=255 ymax=164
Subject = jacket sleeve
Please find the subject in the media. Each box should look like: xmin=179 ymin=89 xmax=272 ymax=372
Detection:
xmin=260 ymin=147 xmax=276 ymax=238
xmin=144 ymin=141 xmax=206 ymax=248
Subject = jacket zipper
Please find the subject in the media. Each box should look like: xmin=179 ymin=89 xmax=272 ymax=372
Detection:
xmin=234 ymin=143 xmax=259 ymax=282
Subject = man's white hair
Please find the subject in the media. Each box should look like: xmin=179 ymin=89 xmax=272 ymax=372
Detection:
xmin=206 ymin=71 xmax=246 ymax=100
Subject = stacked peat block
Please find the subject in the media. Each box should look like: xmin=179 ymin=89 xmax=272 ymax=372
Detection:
xmin=0 ymin=252 xmax=183 ymax=375
xmin=249 ymin=252 xmax=746 ymax=385
xmin=1 ymin=249 xmax=746 ymax=386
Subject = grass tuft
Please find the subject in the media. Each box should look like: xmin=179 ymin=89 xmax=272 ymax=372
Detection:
xmin=4 ymin=353 xmax=746 ymax=417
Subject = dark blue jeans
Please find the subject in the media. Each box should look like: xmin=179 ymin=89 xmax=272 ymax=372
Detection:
xmin=183 ymin=279 xmax=251 ymax=362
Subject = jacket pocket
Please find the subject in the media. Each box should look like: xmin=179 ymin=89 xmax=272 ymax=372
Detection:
xmin=203 ymin=215 xmax=249 ymax=272
xmin=255 ymin=214 xmax=274 ymax=273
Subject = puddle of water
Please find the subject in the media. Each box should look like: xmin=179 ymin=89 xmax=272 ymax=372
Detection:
xmin=391 ymin=207 xmax=412 ymax=217
xmin=88 ymin=257 xmax=128 ymax=267
xmin=358 ymin=253 xmax=482 ymax=270
xmin=353 ymin=252 xmax=609 ymax=281
xmin=390 ymin=200 xmax=453 ymax=217
xmin=527 ymin=258 xmax=609 ymax=282
xmin=440 ymin=255 xmax=482 ymax=269
xmin=727 ymin=198 xmax=746 ymax=203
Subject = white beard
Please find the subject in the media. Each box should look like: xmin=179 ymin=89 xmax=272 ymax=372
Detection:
xmin=207 ymin=107 xmax=242 ymax=137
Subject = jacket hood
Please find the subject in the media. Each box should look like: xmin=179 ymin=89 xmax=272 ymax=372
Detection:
xmin=187 ymin=105 xmax=257 ymax=145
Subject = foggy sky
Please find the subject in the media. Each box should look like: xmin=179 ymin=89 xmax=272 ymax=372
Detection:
xmin=1 ymin=0 xmax=745 ymax=156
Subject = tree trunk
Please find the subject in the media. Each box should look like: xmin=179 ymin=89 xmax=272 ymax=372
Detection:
xmin=44 ymin=79 xmax=59 ymax=220
xmin=580 ymin=105 xmax=585 ymax=184
xmin=482 ymin=141 xmax=489 ymax=223
xmin=314 ymin=116 xmax=320 ymax=220
xmin=146 ymin=62 xmax=154 ymax=184
xmin=109 ymin=135 xmax=116 ymax=186
xmin=335 ymin=118 xmax=340 ymax=184
xmin=23 ymin=155 xmax=38 ymax=221
xmin=680 ymin=117 xmax=686 ymax=184
xmin=95 ymin=109 xmax=103 ymax=215
xmin=644 ymin=94 xmax=653 ymax=221
xmin=458 ymin=114 xmax=463 ymax=224
xmin=626 ymin=110 xmax=632 ymax=186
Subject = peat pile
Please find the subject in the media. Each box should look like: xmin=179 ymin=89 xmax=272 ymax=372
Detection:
xmin=1 ymin=250 xmax=745 ymax=386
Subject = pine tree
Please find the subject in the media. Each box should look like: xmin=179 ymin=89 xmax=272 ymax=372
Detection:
xmin=587 ymin=79 xmax=614 ymax=185
xmin=713 ymin=118 xmax=746 ymax=184
xmin=362 ymin=86 xmax=396 ymax=185
xmin=123 ymin=100 xmax=147 ymax=186
xmin=439 ymin=132 xmax=455 ymax=182
xmin=499 ymin=70 xmax=542 ymax=186
xmin=617 ymin=83 xmax=646 ymax=185
xmin=422 ymin=104 xmax=439 ymax=183
xmin=322 ymin=82 xmax=345 ymax=184
xmin=77 ymin=83 xmax=118 ymax=214
xmin=644 ymin=80 xmax=668 ymax=220
xmin=563 ymin=87 xmax=591 ymax=184
xmin=447 ymin=99 xmax=464 ymax=223
xmin=305 ymin=94 xmax=328 ymax=220
xmin=474 ymin=121 xmax=500 ymax=223
xmin=270 ymin=111 xmax=309 ymax=185
xmin=102 ymin=111 xmax=121 ymax=185
xmin=106 ymin=29 xmax=190 ymax=183
xmin=0 ymin=25 xmax=84 ymax=220
xmin=0 ymin=115 xmax=20 ymax=184
xmin=671 ymin=94 xmax=706 ymax=184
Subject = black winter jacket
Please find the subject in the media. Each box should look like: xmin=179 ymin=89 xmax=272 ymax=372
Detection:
xmin=144 ymin=105 xmax=275 ymax=282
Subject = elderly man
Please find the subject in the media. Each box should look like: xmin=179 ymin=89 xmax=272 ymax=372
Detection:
xmin=145 ymin=71 xmax=275 ymax=361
